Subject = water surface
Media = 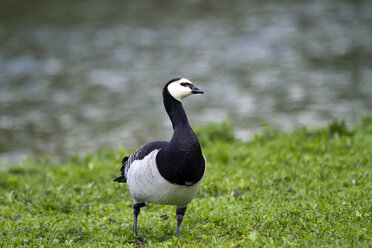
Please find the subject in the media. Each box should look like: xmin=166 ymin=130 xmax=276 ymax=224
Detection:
xmin=1 ymin=0 xmax=371 ymax=161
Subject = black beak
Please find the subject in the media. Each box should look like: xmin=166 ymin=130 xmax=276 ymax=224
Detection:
xmin=191 ymin=84 xmax=204 ymax=94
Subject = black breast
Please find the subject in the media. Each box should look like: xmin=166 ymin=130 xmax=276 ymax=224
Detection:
xmin=156 ymin=143 xmax=205 ymax=186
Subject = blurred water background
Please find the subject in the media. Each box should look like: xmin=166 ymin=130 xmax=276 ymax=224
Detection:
xmin=1 ymin=0 xmax=371 ymax=162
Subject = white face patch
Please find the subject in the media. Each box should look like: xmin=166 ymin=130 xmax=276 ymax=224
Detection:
xmin=167 ymin=78 xmax=193 ymax=101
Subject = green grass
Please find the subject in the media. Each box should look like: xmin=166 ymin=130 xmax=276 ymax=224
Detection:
xmin=1 ymin=118 xmax=371 ymax=247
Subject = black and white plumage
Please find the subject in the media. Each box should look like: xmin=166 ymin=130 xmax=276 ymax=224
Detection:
xmin=114 ymin=78 xmax=206 ymax=238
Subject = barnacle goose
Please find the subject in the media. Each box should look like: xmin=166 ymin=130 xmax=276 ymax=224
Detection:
xmin=114 ymin=78 xmax=206 ymax=238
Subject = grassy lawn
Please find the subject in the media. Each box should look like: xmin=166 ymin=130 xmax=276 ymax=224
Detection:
xmin=0 ymin=118 xmax=371 ymax=247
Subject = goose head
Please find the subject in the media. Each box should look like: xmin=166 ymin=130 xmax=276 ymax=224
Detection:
xmin=166 ymin=78 xmax=204 ymax=101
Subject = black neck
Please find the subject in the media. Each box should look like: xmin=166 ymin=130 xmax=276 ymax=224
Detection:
xmin=163 ymin=89 xmax=191 ymax=131
xmin=156 ymin=88 xmax=205 ymax=185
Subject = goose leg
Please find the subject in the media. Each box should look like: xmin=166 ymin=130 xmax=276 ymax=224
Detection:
xmin=175 ymin=206 xmax=187 ymax=237
xmin=133 ymin=202 xmax=146 ymax=236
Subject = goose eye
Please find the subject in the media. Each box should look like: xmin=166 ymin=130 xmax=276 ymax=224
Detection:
xmin=180 ymin=82 xmax=192 ymax=88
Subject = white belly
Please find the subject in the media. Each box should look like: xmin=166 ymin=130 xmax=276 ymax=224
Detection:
xmin=126 ymin=149 xmax=204 ymax=207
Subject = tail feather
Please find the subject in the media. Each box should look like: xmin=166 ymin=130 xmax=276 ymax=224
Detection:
xmin=121 ymin=156 xmax=129 ymax=175
xmin=113 ymin=175 xmax=126 ymax=183
xmin=113 ymin=155 xmax=129 ymax=183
